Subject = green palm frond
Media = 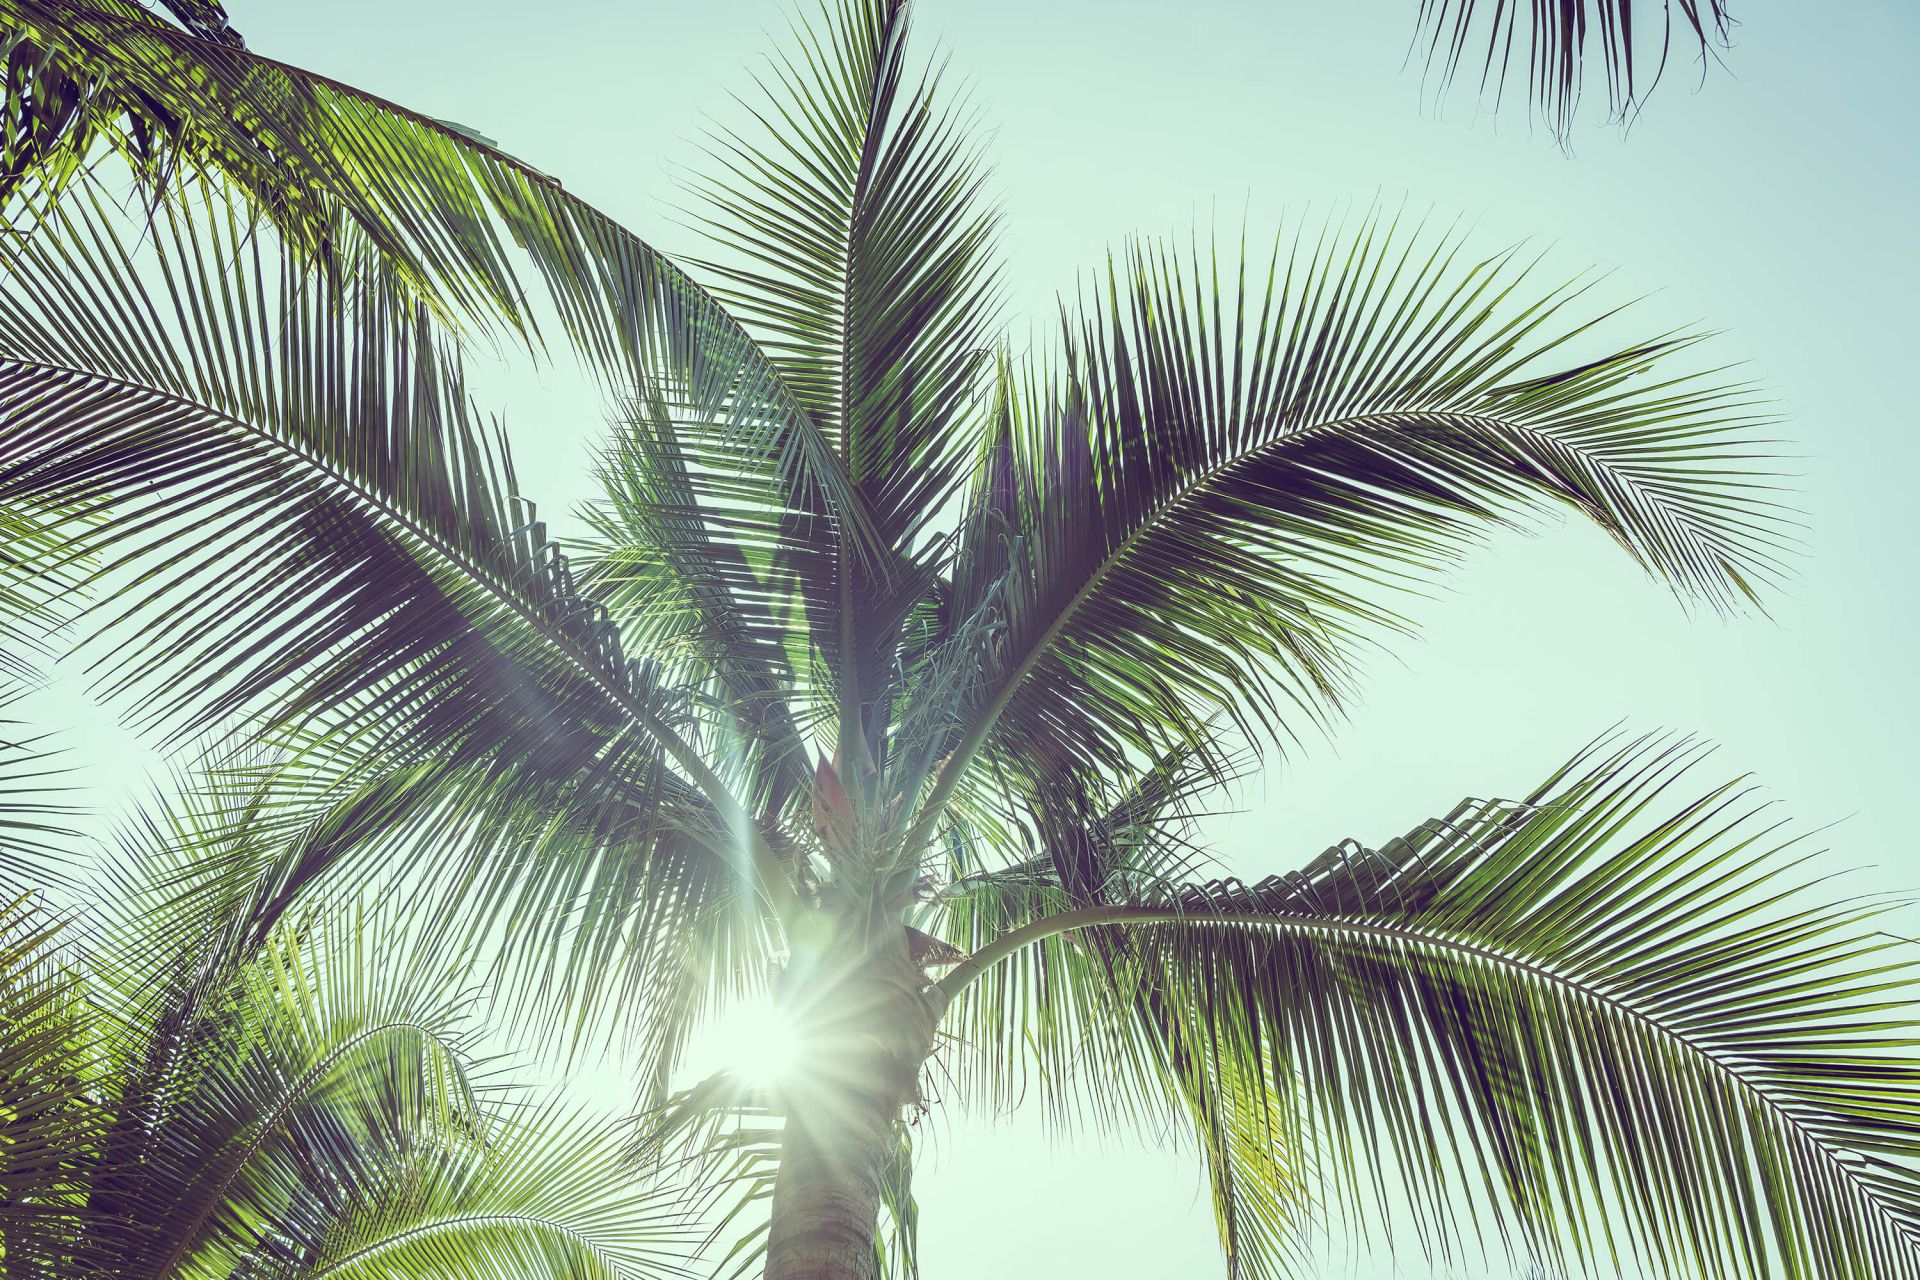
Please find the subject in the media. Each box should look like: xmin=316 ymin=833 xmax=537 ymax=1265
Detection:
xmin=1411 ymin=0 xmax=1737 ymax=142
xmin=0 ymin=715 xmax=68 ymax=892
xmin=935 ymin=743 xmax=1309 ymax=1278
xmin=926 ymin=215 xmax=1785 ymax=843
xmin=0 ymin=154 xmax=785 ymax=1080
xmin=940 ymin=733 xmax=1920 ymax=1277
xmin=0 ymin=895 xmax=111 ymax=1271
xmin=935 ymin=742 xmax=1245 ymax=1119
xmin=0 ymin=498 xmax=93 ymax=681
xmin=114 ymin=917 xmax=481 ymax=1280
xmin=0 ymin=170 xmax=805 ymax=905
xmin=0 ymin=0 xmax=868 ymax=556
xmin=308 ymin=1102 xmax=697 ymax=1280
xmin=630 ymin=1070 xmax=783 ymax=1280
xmin=105 ymin=742 xmax=764 ymax=1095
xmin=689 ymin=0 xmax=1000 ymax=535
xmin=57 ymin=783 xmax=488 ymax=1276
xmin=660 ymin=0 xmax=1000 ymax=773
xmin=2 ymin=766 xmax=702 ymax=1280
xmin=583 ymin=391 xmax=816 ymax=822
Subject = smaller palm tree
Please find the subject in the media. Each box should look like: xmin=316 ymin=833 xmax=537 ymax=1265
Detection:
xmin=0 ymin=747 xmax=693 ymax=1280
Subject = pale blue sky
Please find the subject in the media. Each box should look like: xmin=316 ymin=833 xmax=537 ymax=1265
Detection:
xmin=107 ymin=1 xmax=1920 ymax=1274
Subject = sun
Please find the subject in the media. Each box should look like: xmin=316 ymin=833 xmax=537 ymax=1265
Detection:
xmin=691 ymin=994 xmax=803 ymax=1090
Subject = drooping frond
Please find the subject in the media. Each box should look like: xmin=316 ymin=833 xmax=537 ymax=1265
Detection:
xmin=0 ymin=171 xmax=782 ymax=877
xmin=3 ymin=785 xmax=493 ymax=1277
xmin=1411 ymin=0 xmax=1737 ymax=142
xmin=0 ymin=0 xmax=868 ymax=555
xmin=872 ymin=1123 xmax=920 ymax=1280
xmin=933 ymin=743 xmax=1309 ymax=1279
xmin=117 ymin=740 xmax=767 ymax=1095
xmin=106 ymin=918 xmax=484 ymax=1280
xmin=949 ymin=734 xmax=1920 ymax=1277
xmin=928 ymin=215 xmax=1786 ymax=845
xmin=0 ymin=166 xmax=800 ymax=1076
xmin=2 ymin=768 xmax=705 ymax=1280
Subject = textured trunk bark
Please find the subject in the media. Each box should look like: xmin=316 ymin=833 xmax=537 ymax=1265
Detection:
xmin=761 ymin=924 xmax=942 ymax=1280
xmin=763 ymin=1074 xmax=896 ymax=1279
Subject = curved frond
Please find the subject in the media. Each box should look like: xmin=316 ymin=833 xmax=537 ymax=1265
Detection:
xmin=931 ymin=216 xmax=1786 ymax=836
xmin=0 ymin=0 xmax=866 ymax=552
xmin=2 ymin=763 xmax=708 ymax=1280
xmin=954 ymin=735 xmax=1920 ymax=1276
xmin=101 ymin=914 xmax=481 ymax=1280
xmin=0 ymin=895 xmax=112 ymax=1271
xmin=0 ymin=173 xmax=790 ymax=898
xmin=934 ymin=745 xmax=1308 ymax=1278
xmin=583 ymin=395 xmax=815 ymax=822
xmin=101 ymin=746 xmax=766 ymax=1097
xmin=308 ymin=1103 xmax=696 ymax=1280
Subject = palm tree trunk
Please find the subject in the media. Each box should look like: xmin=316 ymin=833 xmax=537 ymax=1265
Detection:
xmin=763 ymin=1076 xmax=895 ymax=1280
xmin=761 ymin=925 xmax=941 ymax=1280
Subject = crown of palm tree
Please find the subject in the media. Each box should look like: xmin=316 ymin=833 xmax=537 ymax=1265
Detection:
xmin=4 ymin=2 xmax=1914 ymax=1279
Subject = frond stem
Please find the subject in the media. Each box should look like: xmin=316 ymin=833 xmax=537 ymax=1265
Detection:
xmin=932 ymin=901 xmax=1913 ymax=1246
xmin=309 ymin=1211 xmax=620 ymax=1279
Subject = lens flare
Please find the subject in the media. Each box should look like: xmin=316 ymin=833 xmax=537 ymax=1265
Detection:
xmin=693 ymin=994 xmax=801 ymax=1088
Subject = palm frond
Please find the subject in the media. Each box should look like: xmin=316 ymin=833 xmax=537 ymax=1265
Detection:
xmin=0 ymin=170 xmax=795 ymax=890
xmin=307 ymin=1102 xmax=697 ymax=1280
xmin=630 ymin=1070 xmax=785 ymax=1280
xmin=0 ymin=895 xmax=112 ymax=1271
xmin=0 ymin=714 xmax=69 ymax=892
xmin=2 ymin=767 xmax=704 ymax=1280
xmin=120 ymin=742 xmax=767 ymax=1095
xmin=690 ymin=0 xmax=999 ymax=539
xmin=672 ymin=0 xmax=1001 ymax=778
xmin=0 ymin=0 xmax=868 ymax=556
xmin=113 ymin=915 xmax=482 ymax=1280
xmin=0 ymin=167 xmax=795 ymax=1079
xmin=934 ymin=743 xmax=1309 ymax=1278
xmin=872 ymin=1122 xmax=920 ymax=1280
xmin=948 ymin=734 xmax=1920 ymax=1276
xmin=1411 ymin=0 xmax=1737 ymax=142
xmin=583 ymin=392 xmax=816 ymax=823
xmin=0 ymin=491 xmax=94 ymax=680
xmin=927 ymin=214 xmax=1786 ymax=845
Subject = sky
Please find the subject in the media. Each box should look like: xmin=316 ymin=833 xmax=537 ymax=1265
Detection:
xmin=57 ymin=1 xmax=1920 ymax=1275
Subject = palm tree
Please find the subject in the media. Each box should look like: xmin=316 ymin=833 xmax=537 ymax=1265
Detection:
xmin=0 ymin=744 xmax=697 ymax=1279
xmin=3 ymin=2 xmax=1915 ymax=1279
